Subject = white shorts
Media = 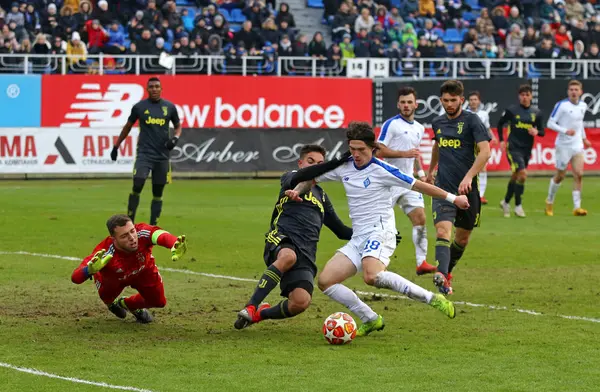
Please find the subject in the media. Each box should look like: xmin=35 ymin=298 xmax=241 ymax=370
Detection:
xmin=555 ymin=145 xmax=584 ymax=170
xmin=391 ymin=187 xmax=425 ymax=215
xmin=338 ymin=229 xmax=397 ymax=272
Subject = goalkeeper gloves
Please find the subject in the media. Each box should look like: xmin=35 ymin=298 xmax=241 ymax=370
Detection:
xmin=165 ymin=136 xmax=179 ymax=150
xmin=110 ymin=146 xmax=118 ymax=161
xmin=87 ymin=249 xmax=113 ymax=275
xmin=171 ymin=235 xmax=187 ymax=261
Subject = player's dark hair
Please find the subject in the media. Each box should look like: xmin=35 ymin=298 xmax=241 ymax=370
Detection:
xmin=397 ymin=86 xmax=417 ymax=100
xmin=299 ymin=144 xmax=326 ymax=159
xmin=468 ymin=91 xmax=481 ymax=99
xmin=518 ymin=84 xmax=532 ymax=94
xmin=147 ymin=77 xmax=161 ymax=85
xmin=346 ymin=121 xmax=376 ymax=148
xmin=106 ymin=214 xmax=132 ymax=235
xmin=568 ymin=79 xmax=583 ymax=88
xmin=440 ymin=80 xmax=464 ymax=97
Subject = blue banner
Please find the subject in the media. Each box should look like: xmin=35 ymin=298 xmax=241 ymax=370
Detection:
xmin=0 ymin=75 xmax=41 ymax=127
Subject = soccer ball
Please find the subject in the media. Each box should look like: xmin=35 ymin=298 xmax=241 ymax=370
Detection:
xmin=322 ymin=312 xmax=357 ymax=345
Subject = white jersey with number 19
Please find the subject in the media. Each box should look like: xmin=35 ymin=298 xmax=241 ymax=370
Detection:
xmin=377 ymin=114 xmax=426 ymax=175
xmin=316 ymin=157 xmax=416 ymax=236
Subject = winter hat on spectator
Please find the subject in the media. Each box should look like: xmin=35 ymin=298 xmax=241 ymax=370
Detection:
xmin=214 ymin=14 xmax=224 ymax=24
xmin=48 ymin=3 xmax=57 ymax=12
xmin=135 ymin=10 xmax=144 ymax=19
xmin=98 ymin=0 xmax=108 ymax=10
xmin=71 ymin=31 xmax=81 ymax=42
xmin=156 ymin=37 xmax=165 ymax=46
xmin=343 ymin=33 xmax=351 ymax=39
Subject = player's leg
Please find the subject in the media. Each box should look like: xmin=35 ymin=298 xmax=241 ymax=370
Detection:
xmin=502 ymin=149 xmax=518 ymax=210
xmin=150 ymin=160 xmax=169 ymax=225
xmin=546 ymin=148 xmax=567 ymax=216
xmin=318 ymin=251 xmax=381 ymax=331
xmin=259 ymin=270 xmax=314 ymax=321
xmin=449 ymin=190 xmax=480 ymax=280
xmin=126 ymin=267 xmax=167 ymax=323
xmin=571 ymin=152 xmax=587 ymax=215
xmin=401 ymin=191 xmax=435 ymax=274
xmin=129 ymin=159 xmax=152 ymax=222
xmin=94 ymin=275 xmax=127 ymax=319
xmin=479 ymin=163 xmax=488 ymax=204
xmin=432 ymin=198 xmax=456 ymax=294
xmin=513 ymin=168 xmax=528 ymax=216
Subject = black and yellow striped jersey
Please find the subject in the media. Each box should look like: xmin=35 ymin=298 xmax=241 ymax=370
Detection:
xmin=266 ymin=171 xmax=352 ymax=264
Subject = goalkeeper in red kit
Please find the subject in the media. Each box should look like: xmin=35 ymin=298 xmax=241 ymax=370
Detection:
xmin=71 ymin=214 xmax=187 ymax=323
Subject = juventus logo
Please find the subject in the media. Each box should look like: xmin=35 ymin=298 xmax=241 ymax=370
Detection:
xmin=258 ymin=279 xmax=267 ymax=288
xmin=457 ymin=122 xmax=464 ymax=134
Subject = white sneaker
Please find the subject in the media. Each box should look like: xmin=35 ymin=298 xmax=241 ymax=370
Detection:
xmin=500 ymin=200 xmax=511 ymax=218
xmin=514 ymin=205 xmax=526 ymax=218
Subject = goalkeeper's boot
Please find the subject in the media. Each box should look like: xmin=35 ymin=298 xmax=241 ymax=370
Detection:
xmin=416 ymin=261 xmax=437 ymax=275
xmin=108 ymin=297 xmax=127 ymax=319
xmin=573 ymin=207 xmax=588 ymax=216
xmin=234 ymin=303 xmax=269 ymax=330
xmin=433 ymin=272 xmax=453 ymax=295
xmin=430 ymin=293 xmax=456 ymax=319
xmin=132 ymin=309 xmax=153 ymax=324
xmin=356 ymin=315 xmax=385 ymax=337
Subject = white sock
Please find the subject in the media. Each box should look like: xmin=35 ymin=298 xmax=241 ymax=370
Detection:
xmin=547 ymin=178 xmax=561 ymax=203
xmin=374 ymin=271 xmax=434 ymax=304
xmin=479 ymin=171 xmax=488 ymax=197
xmin=322 ymin=284 xmax=378 ymax=323
xmin=412 ymin=225 xmax=428 ymax=267
xmin=573 ymin=190 xmax=581 ymax=209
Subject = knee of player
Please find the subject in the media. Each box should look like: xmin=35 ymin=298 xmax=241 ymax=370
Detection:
xmin=290 ymin=295 xmax=311 ymax=313
xmin=435 ymin=227 xmax=450 ymax=239
xmin=518 ymin=171 xmax=528 ymax=182
xmin=317 ymin=276 xmax=332 ymax=292
xmin=277 ymin=248 xmax=297 ymax=270
xmin=362 ymin=271 xmax=378 ymax=286
xmin=152 ymin=297 xmax=167 ymax=308
xmin=555 ymin=173 xmax=565 ymax=183
xmin=455 ymin=237 xmax=469 ymax=248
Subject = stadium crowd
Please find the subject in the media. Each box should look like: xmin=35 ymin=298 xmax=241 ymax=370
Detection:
xmin=0 ymin=0 xmax=599 ymax=71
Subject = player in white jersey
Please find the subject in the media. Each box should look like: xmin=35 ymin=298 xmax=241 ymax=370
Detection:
xmin=285 ymin=122 xmax=468 ymax=336
xmin=465 ymin=91 xmax=497 ymax=205
xmin=376 ymin=86 xmax=437 ymax=275
xmin=545 ymin=80 xmax=593 ymax=216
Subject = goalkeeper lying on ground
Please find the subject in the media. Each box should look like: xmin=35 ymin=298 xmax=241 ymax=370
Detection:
xmin=71 ymin=214 xmax=187 ymax=323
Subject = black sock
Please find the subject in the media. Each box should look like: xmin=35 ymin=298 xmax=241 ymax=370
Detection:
xmin=128 ymin=192 xmax=140 ymax=222
xmin=435 ymin=238 xmax=451 ymax=275
xmin=514 ymin=182 xmax=525 ymax=206
xmin=150 ymin=197 xmax=163 ymax=225
xmin=504 ymin=180 xmax=516 ymax=204
xmin=248 ymin=265 xmax=283 ymax=307
xmin=260 ymin=300 xmax=293 ymax=320
xmin=449 ymin=241 xmax=466 ymax=273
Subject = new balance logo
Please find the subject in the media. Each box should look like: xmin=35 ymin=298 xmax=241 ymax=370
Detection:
xmin=60 ymin=83 xmax=145 ymax=128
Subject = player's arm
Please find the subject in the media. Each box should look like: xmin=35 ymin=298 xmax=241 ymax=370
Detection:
xmin=323 ymin=196 xmax=353 ymax=240
xmin=458 ymin=117 xmax=491 ymax=194
xmin=111 ymin=104 xmax=138 ymax=161
xmin=71 ymin=243 xmax=112 ymax=284
xmin=284 ymin=152 xmax=350 ymax=201
xmin=143 ymin=224 xmax=188 ymax=261
xmin=547 ymin=103 xmax=574 ymax=136
xmin=496 ymin=108 xmax=512 ymax=148
xmin=166 ymin=104 xmax=183 ymax=150
xmin=413 ymin=156 xmax=426 ymax=181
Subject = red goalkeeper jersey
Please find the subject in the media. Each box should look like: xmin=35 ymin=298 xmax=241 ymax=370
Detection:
xmin=72 ymin=223 xmax=176 ymax=285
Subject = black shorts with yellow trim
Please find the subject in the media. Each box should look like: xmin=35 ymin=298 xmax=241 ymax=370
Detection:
xmin=506 ymin=147 xmax=530 ymax=173
xmin=263 ymin=232 xmax=316 ymax=298
xmin=432 ymin=189 xmax=481 ymax=230
xmin=133 ymin=157 xmax=172 ymax=185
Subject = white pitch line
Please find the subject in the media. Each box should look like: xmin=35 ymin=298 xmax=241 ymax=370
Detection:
xmin=0 ymin=362 xmax=155 ymax=392
xmin=4 ymin=250 xmax=600 ymax=324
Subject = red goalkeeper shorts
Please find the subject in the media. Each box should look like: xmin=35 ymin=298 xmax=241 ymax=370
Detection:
xmin=94 ymin=265 xmax=166 ymax=307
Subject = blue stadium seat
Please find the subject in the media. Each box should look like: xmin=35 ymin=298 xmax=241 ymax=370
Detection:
xmin=390 ymin=0 xmax=401 ymax=8
xmin=175 ymin=0 xmax=193 ymax=5
xmin=465 ymin=0 xmax=481 ymax=10
xmin=462 ymin=12 xmax=477 ymax=21
xmin=230 ymin=9 xmax=246 ymax=23
xmin=219 ymin=8 xmax=231 ymax=22
xmin=307 ymin=0 xmax=324 ymax=8
xmin=444 ymin=28 xmax=462 ymax=43
xmin=229 ymin=24 xmax=241 ymax=32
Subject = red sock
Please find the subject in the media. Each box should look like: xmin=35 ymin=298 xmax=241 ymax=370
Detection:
xmin=124 ymin=294 xmax=147 ymax=311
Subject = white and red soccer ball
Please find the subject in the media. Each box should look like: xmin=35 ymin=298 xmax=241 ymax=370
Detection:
xmin=322 ymin=312 xmax=357 ymax=345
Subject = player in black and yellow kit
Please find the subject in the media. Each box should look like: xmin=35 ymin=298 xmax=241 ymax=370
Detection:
xmin=234 ymin=145 xmax=353 ymax=330
xmin=427 ymin=80 xmax=491 ymax=295
xmin=110 ymin=77 xmax=182 ymax=225
xmin=497 ymin=84 xmax=545 ymax=218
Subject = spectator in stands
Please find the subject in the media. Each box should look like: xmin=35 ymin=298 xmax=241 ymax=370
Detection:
xmin=418 ymin=18 xmax=439 ymax=42
xmin=275 ymin=3 xmax=295 ymax=28
xmin=66 ymin=31 xmax=87 ymax=69
xmin=354 ymin=7 xmax=373 ymax=34
xmin=462 ymin=42 xmax=479 ymax=58
xmin=387 ymin=21 xmax=402 ymax=44
xmin=52 ymin=35 xmax=65 ymax=54
xmin=308 ymin=31 xmax=327 ymax=58
xmin=278 ymin=33 xmax=292 ymax=56
xmin=243 ymin=2 xmax=269 ymax=30
xmin=191 ymin=17 xmax=209 ymax=43
xmin=105 ymin=20 xmax=126 ymax=54
xmin=369 ymin=22 xmax=386 ymax=42
xmin=261 ymin=17 xmax=279 ymax=44
xmin=6 ymin=2 xmax=23 ymax=27
xmin=193 ymin=35 xmax=207 ymax=54
xmin=278 ymin=19 xmax=294 ymax=42
xmin=353 ymin=27 xmax=369 ymax=57
xmin=585 ymin=42 xmax=599 ymax=58
xmin=323 ymin=0 xmax=338 ymax=22
xmin=557 ymin=38 xmax=574 ymax=67
xmin=385 ymin=39 xmax=401 ymax=61
xmin=94 ymin=0 xmax=113 ymax=26
xmin=32 ymin=32 xmax=50 ymax=54
xmin=207 ymin=34 xmax=223 ymax=55
xmin=128 ymin=10 xmax=145 ymax=40
xmin=554 ymin=24 xmax=573 ymax=50
xmin=339 ymin=33 xmax=354 ymax=65
xmin=478 ymin=24 xmax=497 ymax=47
xmin=401 ymin=0 xmax=419 ymax=22
xmin=358 ymin=0 xmax=377 ymax=17
xmin=571 ymin=18 xmax=589 ymax=45
xmin=419 ymin=0 xmax=434 ymax=18
xmin=292 ymin=32 xmax=308 ymax=56
xmin=234 ymin=20 xmax=262 ymax=50
xmin=370 ymin=34 xmax=384 ymax=57
xmin=573 ymin=39 xmax=585 ymax=58
xmin=136 ymin=28 xmax=156 ymax=54
xmin=24 ymin=3 xmax=39 ymax=33
xmin=539 ymin=23 xmax=554 ymax=42
xmin=331 ymin=2 xmax=353 ymax=42
xmin=64 ymin=0 xmax=80 ymax=14
xmin=491 ymin=6 xmax=509 ymax=34
xmin=402 ymin=38 xmax=417 ymax=72
xmin=540 ymin=0 xmax=558 ymax=23
xmin=462 ymin=27 xmax=478 ymax=47
xmin=507 ymin=6 xmax=525 ymax=30
xmin=327 ymin=40 xmax=341 ymax=67
xmin=74 ymin=0 xmax=93 ymax=32
xmin=86 ymin=19 xmax=108 ymax=54
xmin=211 ymin=15 xmax=232 ymax=45
xmin=417 ymin=35 xmax=434 ymax=59
xmin=565 ymin=0 xmax=585 ymax=22
xmin=522 ymin=26 xmax=538 ymax=49
xmin=164 ymin=1 xmax=183 ymax=29
xmin=535 ymin=37 xmax=557 ymax=69
xmin=476 ymin=7 xmax=493 ymax=32
xmin=127 ymin=42 xmax=138 ymax=55
xmin=144 ymin=0 xmax=162 ymax=28
xmin=375 ymin=6 xmax=394 ymax=30
xmin=60 ymin=5 xmax=77 ymax=38
xmin=401 ymin=22 xmax=417 ymax=46
xmin=590 ymin=19 xmax=600 ymax=46
xmin=506 ymin=24 xmax=524 ymax=57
